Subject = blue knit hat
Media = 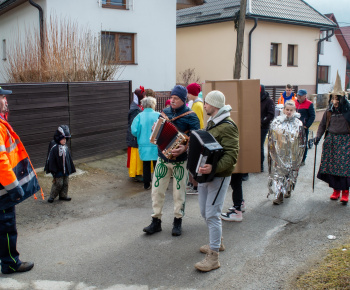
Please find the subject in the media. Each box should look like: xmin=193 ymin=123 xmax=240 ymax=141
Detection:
xmin=297 ymin=89 xmax=307 ymax=96
xmin=170 ymin=85 xmax=188 ymax=103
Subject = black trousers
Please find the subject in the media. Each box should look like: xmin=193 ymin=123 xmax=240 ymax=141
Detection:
xmin=230 ymin=173 xmax=243 ymax=210
xmin=143 ymin=160 xmax=157 ymax=185
xmin=0 ymin=206 xmax=21 ymax=273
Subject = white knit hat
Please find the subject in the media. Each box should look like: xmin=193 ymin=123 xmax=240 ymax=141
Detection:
xmin=205 ymin=90 xmax=225 ymax=109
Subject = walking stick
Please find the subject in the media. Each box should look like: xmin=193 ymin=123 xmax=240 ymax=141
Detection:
xmin=312 ymin=143 xmax=317 ymax=192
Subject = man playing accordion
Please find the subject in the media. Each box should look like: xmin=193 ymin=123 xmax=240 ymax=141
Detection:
xmin=143 ymin=85 xmax=200 ymax=236
xmin=195 ymin=90 xmax=239 ymax=272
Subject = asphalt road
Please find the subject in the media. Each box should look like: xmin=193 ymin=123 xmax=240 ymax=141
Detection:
xmin=1 ymin=139 xmax=349 ymax=290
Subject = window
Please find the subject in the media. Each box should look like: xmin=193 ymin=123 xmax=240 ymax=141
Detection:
xmin=326 ymin=30 xmax=332 ymax=42
xmin=102 ymin=0 xmax=126 ymax=9
xmin=318 ymin=66 xmax=330 ymax=84
xmin=2 ymin=39 xmax=6 ymax=61
xmin=101 ymin=32 xmax=135 ymax=64
xmin=270 ymin=43 xmax=281 ymax=66
xmin=287 ymin=44 xmax=298 ymax=66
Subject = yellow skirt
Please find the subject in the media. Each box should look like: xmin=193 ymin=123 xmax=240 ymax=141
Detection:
xmin=128 ymin=147 xmax=155 ymax=178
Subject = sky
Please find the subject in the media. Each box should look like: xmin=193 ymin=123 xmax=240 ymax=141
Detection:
xmin=304 ymin=0 xmax=350 ymax=27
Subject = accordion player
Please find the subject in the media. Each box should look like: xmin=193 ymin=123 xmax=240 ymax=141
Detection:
xmin=150 ymin=117 xmax=189 ymax=160
xmin=187 ymin=130 xmax=224 ymax=183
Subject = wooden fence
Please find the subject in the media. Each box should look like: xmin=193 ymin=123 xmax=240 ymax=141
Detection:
xmin=1 ymin=81 xmax=131 ymax=167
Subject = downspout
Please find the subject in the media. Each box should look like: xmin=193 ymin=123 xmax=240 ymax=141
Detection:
xmin=248 ymin=17 xmax=257 ymax=79
xmin=316 ymin=28 xmax=335 ymax=94
xmin=29 ymin=0 xmax=44 ymax=51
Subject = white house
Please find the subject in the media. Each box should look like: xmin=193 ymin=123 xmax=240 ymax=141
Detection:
xmin=0 ymin=0 xmax=181 ymax=91
xmin=317 ymin=13 xmax=350 ymax=94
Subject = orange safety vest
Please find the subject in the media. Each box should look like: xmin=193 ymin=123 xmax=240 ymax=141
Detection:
xmin=277 ymin=92 xmax=297 ymax=105
xmin=0 ymin=116 xmax=42 ymax=210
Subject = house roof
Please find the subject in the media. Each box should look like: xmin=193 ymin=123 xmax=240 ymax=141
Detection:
xmin=340 ymin=26 xmax=350 ymax=49
xmin=177 ymin=0 xmax=336 ymax=29
xmin=0 ymin=0 xmax=27 ymax=16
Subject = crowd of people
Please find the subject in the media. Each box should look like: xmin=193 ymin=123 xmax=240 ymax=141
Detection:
xmin=0 ymin=74 xmax=349 ymax=275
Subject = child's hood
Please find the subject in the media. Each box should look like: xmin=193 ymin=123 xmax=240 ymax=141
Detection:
xmin=54 ymin=125 xmax=71 ymax=144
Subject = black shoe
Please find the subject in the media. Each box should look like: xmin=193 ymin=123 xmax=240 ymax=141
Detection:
xmin=59 ymin=197 xmax=71 ymax=201
xmin=172 ymin=217 xmax=182 ymax=236
xmin=143 ymin=217 xmax=162 ymax=234
xmin=144 ymin=182 xmax=151 ymax=190
xmin=242 ymin=174 xmax=249 ymax=181
xmin=48 ymin=198 xmax=54 ymax=203
xmin=2 ymin=262 xmax=34 ymax=274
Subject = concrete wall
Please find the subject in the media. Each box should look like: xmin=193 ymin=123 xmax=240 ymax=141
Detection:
xmin=176 ymin=19 xmax=320 ymax=93
xmin=0 ymin=0 xmax=176 ymax=91
xmin=318 ymin=33 xmax=347 ymax=94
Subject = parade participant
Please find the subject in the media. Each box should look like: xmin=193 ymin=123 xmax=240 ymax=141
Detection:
xmin=277 ymin=84 xmax=297 ymax=105
xmin=195 ymin=90 xmax=239 ymax=272
xmin=0 ymin=87 xmax=41 ymax=274
xmin=186 ymin=83 xmax=203 ymax=194
xmin=295 ymin=89 xmax=315 ymax=166
xmin=260 ymin=84 xmax=275 ymax=172
xmin=314 ymin=73 xmax=350 ymax=204
xmin=126 ymin=86 xmax=145 ymax=182
xmin=268 ymin=100 xmax=305 ymax=205
xmin=143 ymin=85 xmax=199 ymax=236
xmin=44 ymin=125 xmax=76 ymax=203
xmin=131 ymin=96 xmax=160 ymax=190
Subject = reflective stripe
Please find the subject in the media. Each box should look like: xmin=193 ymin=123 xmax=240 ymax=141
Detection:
xmin=6 ymin=139 xmax=20 ymax=154
xmin=0 ymin=145 xmax=6 ymax=152
xmin=0 ymin=171 xmax=36 ymax=196
xmin=4 ymin=179 xmax=19 ymax=191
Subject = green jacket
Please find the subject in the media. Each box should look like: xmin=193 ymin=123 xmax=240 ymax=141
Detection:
xmin=207 ymin=117 xmax=239 ymax=177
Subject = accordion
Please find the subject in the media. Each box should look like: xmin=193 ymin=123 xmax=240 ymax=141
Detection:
xmin=187 ymin=130 xmax=224 ymax=183
xmin=150 ymin=117 xmax=189 ymax=160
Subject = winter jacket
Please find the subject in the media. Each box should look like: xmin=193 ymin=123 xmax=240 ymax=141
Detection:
xmin=44 ymin=126 xmax=76 ymax=178
xmin=260 ymin=85 xmax=275 ymax=129
xmin=0 ymin=116 xmax=41 ymax=210
xmin=206 ymin=107 xmax=239 ymax=177
xmin=126 ymin=102 xmax=143 ymax=148
xmin=277 ymin=92 xmax=296 ymax=104
xmin=131 ymin=108 xmax=160 ymax=161
xmin=295 ymin=99 xmax=315 ymax=129
xmin=317 ymin=108 xmax=350 ymax=139
xmin=191 ymin=98 xmax=204 ymax=129
xmin=159 ymin=104 xmax=200 ymax=162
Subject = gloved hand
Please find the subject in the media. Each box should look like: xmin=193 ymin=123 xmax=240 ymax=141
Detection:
xmin=7 ymin=184 xmax=25 ymax=201
xmin=314 ymin=137 xmax=320 ymax=145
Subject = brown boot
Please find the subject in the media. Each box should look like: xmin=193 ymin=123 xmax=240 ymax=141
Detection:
xmin=195 ymin=249 xmax=220 ymax=272
xmin=200 ymin=237 xmax=225 ymax=254
xmin=273 ymin=192 xmax=283 ymax=205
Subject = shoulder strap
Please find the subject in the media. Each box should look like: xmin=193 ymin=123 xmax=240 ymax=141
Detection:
xmin=169 ymin=111 xmax=195 ymax=122
xmin=207 ymin=119 xmax=237 ymax=131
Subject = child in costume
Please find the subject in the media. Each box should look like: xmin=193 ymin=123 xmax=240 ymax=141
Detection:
xmin=44 ymin=125 xmax=76 ymax=203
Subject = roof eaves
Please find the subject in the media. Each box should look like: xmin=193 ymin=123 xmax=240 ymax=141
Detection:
xmin=0 ymin=0 xmax=27 ymax=16
xmin=177 ymin=17 xmax=233 ymax=28
xmin=247 ymin=14 xmax=337 ymax=29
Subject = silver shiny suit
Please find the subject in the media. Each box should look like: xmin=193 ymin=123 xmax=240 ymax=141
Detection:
xmin=268 ymin=112 xmax=306 ymax=199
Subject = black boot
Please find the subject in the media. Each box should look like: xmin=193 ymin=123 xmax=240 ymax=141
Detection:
xmin=172 ymin=217 xmax=182 ymax=236
xmin=143 ymin=217 xmax=162 ymax=234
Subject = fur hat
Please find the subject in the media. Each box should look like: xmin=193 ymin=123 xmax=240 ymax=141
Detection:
xmin=186 ymin=83 xmax=201 ymax=96
xmin=170 ymin=85 xmax=187 ymax=103
xmin=205 ymin=90 xmax=225 ymax=109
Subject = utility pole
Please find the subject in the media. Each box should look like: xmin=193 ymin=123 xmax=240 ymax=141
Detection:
xmin=234 ymin=0 xmax=247 ymax=79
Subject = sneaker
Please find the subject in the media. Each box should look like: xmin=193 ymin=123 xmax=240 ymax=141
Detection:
xmin=228 ymin=201 xmax=246 ymax=212
xmin=284 ymin=190 xmax=291 ymax=198
xmin=221 ymin=209 xmax=243 ymax=222
xmin=300 ymin=161 xmax=305 ymax=166
xmin=144 ymin=182 xmax=151 ymax=190
xmin=186 ymin=183 xmax=193 ymax=190
xmin=186 ymin=188 xmax=198 ymax=195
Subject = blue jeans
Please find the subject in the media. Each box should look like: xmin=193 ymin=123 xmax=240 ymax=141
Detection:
xmin=0 ymin=206 xmax=21 ymax=274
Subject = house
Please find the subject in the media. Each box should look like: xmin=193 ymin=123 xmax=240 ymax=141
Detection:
xmin=317 ymin=14 xmax=350 ymax=94
xmin=176 ymin=0 xmax=336 ymax=95
xmin=0 ymin=0 xmax=200 ymax=92
xmin=339 ymin=26 xmax=350 ymax=89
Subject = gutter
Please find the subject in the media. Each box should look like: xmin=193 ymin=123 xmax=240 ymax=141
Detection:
xmin=28 ymin=0 xmax=44 ymax=51
xmin=315 ymin=28 xmax=335 ymax=94
xmin=248 ymin=17 xmax=257 ymax=79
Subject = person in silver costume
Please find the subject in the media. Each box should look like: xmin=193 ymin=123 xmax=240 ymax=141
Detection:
xmin=268 ymin=100 xmax=306 ymax=205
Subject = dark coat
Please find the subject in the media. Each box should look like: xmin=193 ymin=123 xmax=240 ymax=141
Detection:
xmin=44 ymin=127 xmax=76 ymax=177
xmin=159 ymin=104 xmax=200 ymax=162
xmin=126 ymin=102 xmax=142 ymax=148
xmin=260 ymin=85 xmax=275 ymax=130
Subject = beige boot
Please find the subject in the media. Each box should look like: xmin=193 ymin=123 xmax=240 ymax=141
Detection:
xmin=195 ymin=249 xmax=220 ymax=272
xmin=200 ymin=237 xmax=225 ymax=254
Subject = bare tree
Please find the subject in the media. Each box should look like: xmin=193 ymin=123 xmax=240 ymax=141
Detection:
xmin=177 ymin=68 xmax=200 ymax=86
xmin=3 ymin=15 xmax=123 ymax=83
